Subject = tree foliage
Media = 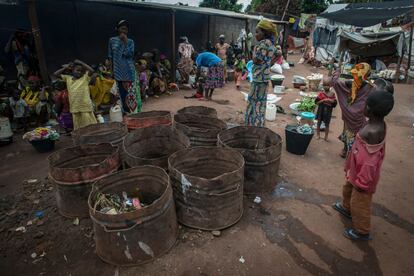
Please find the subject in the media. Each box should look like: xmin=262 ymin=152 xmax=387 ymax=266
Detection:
xmin=199 ymin=0 xmax=243 ymax=13
xmin=302 ymin=0 xmax=329 ymax=14
xmin=247 ymin=0 xmax=330 ymax=17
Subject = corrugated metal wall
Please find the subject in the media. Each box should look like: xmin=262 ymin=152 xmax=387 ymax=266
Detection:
xmin=0 ymin=0 xmax=271 ymax=79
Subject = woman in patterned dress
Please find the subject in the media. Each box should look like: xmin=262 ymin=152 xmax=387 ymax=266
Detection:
xmin=108 ymin=20 xmax=138 ymax=114
xmin=245 ymin=19 xmax=276 ymax=127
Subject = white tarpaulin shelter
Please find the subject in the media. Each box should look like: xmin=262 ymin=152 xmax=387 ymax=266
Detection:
xmin=334 ymin=30 xmax=405 ymax=58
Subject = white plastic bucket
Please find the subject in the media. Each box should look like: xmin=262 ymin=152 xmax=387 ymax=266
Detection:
xmin=273 ymin=85 xmax=285 ymax=94
xmin=0 ymin=116 xmax=13 ymax=139
xmin=109 ymin=105 xmax=123 ymax=122
xmin=265 ymin=104 xmax=276 ymax=121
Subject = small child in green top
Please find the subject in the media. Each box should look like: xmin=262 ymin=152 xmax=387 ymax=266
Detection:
xmin=234 ymin=54 xmax=246 ymax=90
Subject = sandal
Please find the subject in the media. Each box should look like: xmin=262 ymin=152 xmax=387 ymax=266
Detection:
xmin=343 ymin=228 xmax=372 ymax=241
xmin=332 ymin=202 xmax=352 ymax=219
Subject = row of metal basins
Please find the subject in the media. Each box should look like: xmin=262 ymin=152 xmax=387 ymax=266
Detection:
xmin=47 ymin=106 xmax=282 ymax=266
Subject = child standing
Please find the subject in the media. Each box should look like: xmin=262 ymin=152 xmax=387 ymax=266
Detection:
xmin=333 ymin=91 xmax=394 ymax=241
xmin=234 ymin=54 xmax=246 ymax=90
xmin=54 ymin=60 xmax=97 ymax=130
xmin=53 ymin=80 xmax=73 ymax=132
xmin=137 ymin=59 xmax=148 ymax=101
xmin=315 ymin=77 xmax=337 ymax=141
xmin=9 ymin=89 xmax=28 ymax=131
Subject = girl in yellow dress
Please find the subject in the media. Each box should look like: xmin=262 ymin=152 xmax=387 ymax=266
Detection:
xmin=54 ymin=60 xmax=97 ymax=130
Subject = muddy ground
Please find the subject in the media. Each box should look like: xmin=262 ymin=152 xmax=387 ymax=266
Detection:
xmin=1 ymin=54 xmax=413 ymax=276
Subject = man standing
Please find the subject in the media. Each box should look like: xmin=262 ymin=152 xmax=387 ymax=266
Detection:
xmin=215 ymin=34 xmax=230 ymax=82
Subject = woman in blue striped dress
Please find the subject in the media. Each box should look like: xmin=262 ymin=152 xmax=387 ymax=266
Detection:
xmin=108 ymin=20 xmax=139 ymax=114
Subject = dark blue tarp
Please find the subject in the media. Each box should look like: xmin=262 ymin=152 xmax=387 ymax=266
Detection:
xmin=320 ymin=0 xmax=414 ymax=27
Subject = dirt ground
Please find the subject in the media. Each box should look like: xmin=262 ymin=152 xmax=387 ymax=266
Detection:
xmin=1 ymin=54 xmax=413 ymax=276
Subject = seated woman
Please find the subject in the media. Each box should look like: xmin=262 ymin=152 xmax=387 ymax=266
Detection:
xmin=143 ymin=50 xmax=168 ymax=98
xmin=160 ymin=54 xmax=171 ymax=83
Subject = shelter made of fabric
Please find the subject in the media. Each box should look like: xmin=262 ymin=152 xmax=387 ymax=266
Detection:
xmin=334 ymin=30 xmax=405 ymax=58
xmin=320 ymin=0 xmax=414 ymax=28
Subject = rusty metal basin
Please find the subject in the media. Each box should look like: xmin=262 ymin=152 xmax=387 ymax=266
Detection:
xmin=48 ymin=143 xmax=121 ymax=218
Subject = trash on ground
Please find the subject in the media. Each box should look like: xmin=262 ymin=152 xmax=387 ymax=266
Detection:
xmin=211 ymin=230 xmax=221 ymax=237
xmin=277 ymin=214 xmax=287 ymax=221
xmin=31 ymin=252 xmax=37 ymax=259
xmin=73 ymin=218 xmax=79 ymax=226
xmin=35 ymin=211 xmax=44 ymax=218
xmin=15 ymin=226 xmax=26 ymax=233
xmin=253 ymin=196 xmax=262 ymax=204
xmin=27 ymin=179 xmax=39 ymax=184
xmin=239 ymin=256 xmax=245 ymax=263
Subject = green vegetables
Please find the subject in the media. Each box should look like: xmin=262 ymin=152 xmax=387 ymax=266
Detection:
xmin=298 ymin=97 xmax=316 ymax=112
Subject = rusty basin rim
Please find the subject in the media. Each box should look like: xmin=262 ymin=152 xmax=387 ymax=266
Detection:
xmin=72 ymin=122 xmax=128 ymax=145
xmin=177 ymin=106 xmax=218 ymax=118
xmin=123 ymin=125 xmax=190 ymax=162
xmin=48 ymin=143 xmax=121 ymax=184
xmin=218 ymin=126 xmax=283 ymax=152
xmin=124 ymin=110 xmax=171 ymax=119
xmin=168 ymin=146 xmax=245 ymax=182
xmin=173 ymin=113 xmax=227 ymax=132
xmin=88 ymin=166 xmax=172 ymax=222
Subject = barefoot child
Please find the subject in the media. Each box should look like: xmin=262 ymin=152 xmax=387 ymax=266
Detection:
xmin=333 ymin=90 xmax=394 ymax=241
xmin=315 ymin=77 xmax=337 ymax=141
xmin=234 ymin=54 xmax=246 ymax=90
xmin=54 ymin=60 xmax=97 ymax=130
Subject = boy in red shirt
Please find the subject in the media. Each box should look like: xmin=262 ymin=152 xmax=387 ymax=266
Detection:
xmin=333 ymin=90 xmax=394 ymax=241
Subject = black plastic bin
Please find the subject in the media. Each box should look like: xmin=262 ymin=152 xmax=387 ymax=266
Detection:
xmin=285 ymin=125 xmax=313 ymax=155
xmin=30 ymin=139 xmax=55 ymax=153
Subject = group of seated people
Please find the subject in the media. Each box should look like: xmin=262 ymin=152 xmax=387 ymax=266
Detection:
xmin=1 ymin=49 xmax=177 ymax=133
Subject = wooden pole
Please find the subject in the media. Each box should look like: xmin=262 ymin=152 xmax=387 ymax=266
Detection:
xmin=207 ymin=15 xmax=211 ymax=46
xmin=404 ymin=25 xmax=413 ymax=82
xmin=282 ymin=23 xmax=288 ymax=59
xmin=171 ymin=10 xmax=176 ymax=83
xmin=281 ymin=0 xmax=291 ymax=21
xmin=27 ymin=0 xmax=49 ymax=84
xmin=395 ymin=37 xmax=405 ymax=84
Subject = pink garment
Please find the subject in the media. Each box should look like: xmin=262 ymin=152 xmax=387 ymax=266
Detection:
xmin=345 ymin=134 xmax=386 ymax=194
xmin=275 ymin=56 xmax=283 ymax=65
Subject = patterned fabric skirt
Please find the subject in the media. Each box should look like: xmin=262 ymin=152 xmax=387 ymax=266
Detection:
xmin=339 ymin=125 xmax=356 ymax=155
xmin=117 ymin=81 xmax=140 ymax=114
xmin=204 ymin=62 xmax=224 ymax=90
xmin=245 ymin=82 xmax=268 ymax=127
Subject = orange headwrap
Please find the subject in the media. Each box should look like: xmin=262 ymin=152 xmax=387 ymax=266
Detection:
xmin=350 ymin=63 xmax=371 ymax=104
